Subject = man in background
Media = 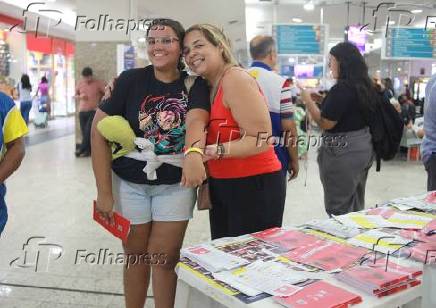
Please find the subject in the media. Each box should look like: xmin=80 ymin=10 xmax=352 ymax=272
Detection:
xmin=422 ymin=73 xmax=436 ymax=190
xmin=248 ymin=35 xmax=299 ymax=181
xmin=75 ymin=67 xmax=106 ymax=157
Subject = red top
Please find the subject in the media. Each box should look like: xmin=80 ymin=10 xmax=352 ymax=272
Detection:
xmin=206 ymin=84 xmax=281 ymax=179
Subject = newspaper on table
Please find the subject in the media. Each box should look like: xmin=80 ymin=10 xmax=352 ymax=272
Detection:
xmin=273 ymin=280 xmax=362 ymax=308
xmin=389 ymin=192 xmax=436 ymax=212
xmin=365 ymin=207 xmax=434 ymax=229
xmin=397 ymin=242 xmax=436 ymax=264
xmin=251 ymin=227 xmax=320 ymax=251
xmin=300 ymin=218 xmax=361 ymax=238
xmin=214 ymin=235 xmax=288 ymax=262
xmin=333 ymin=213 xmax=395 ymax=229
xmin=177 ymin=257 xmax=271 ymax=304
xmin=347 ymin=229 xmax=412 ymax=255
xmin=181 ymin=243 xmax=249 ymax=273
xmin=282 ymin=240 xmax=368 ymax=271
xmin=213 ymin=260 xmax=307 ymax=297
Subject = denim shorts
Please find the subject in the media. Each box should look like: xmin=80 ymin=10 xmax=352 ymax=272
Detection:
xmin=112 ymin=173 xmax=196 ymax=225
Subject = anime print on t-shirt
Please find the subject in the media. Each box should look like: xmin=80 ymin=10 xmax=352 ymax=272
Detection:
xmin=138 ymin=91 xmax=188 ymax=155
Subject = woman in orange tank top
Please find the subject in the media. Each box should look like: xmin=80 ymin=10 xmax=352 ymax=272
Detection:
xmin=182 ymin=24 xmax=286 ymax=239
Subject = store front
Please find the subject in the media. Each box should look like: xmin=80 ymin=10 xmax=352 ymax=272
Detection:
xmin=26 ymin=34 xmax=75 ymax=117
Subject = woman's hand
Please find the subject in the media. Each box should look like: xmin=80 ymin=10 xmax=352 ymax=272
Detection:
xmin=96 ymin=194 xmax=115 ymax=225
xmin=204 ymin=144 xmax=220 ymax=161
xmin=298 ymin=85 xmax=313 ymax=104
xmin=102 ymin=78 xmax=116 ymax=100
xmin=181 ymin=153 xmax=207 ymax=187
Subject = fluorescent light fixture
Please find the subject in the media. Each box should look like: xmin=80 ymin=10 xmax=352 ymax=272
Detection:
xmin=292 ymin=18 xmax=303 ymax=23
xmin=411 ymin=9 xmax=423 ymax=14
xmin=304 ymin=1 xmax=315 ymax=11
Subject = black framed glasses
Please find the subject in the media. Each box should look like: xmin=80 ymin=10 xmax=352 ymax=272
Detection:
xmin=146 ymin=37 xmax=179 ymax=46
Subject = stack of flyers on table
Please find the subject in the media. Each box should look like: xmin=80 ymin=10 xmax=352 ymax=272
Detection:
xmin=347 ymin=229 xmax=412 ymax=255
xmin=397 ymin=241 xmax=436 ymax=264
xmin=212 ymin=260 xmax=308 ymax=297
xmin=181 ymin=243 xmax=248 ymax=273
xmin=422 ymin=218 xmax=436 ymax=235
xmin=251 ymin=227 xmax=320 ymax=251
xmin=300 ymin=218 xmax=361 ymax=239
xmin=214 ymin=236 xmax=289 ymax=262
xmin=368 ymin=207 xmax=435 ymax=229
xmin=333 ymin=212 xmax=395 ymax=229
xmin=282 ymin=240 xmax=369 ymax=271
xmin=389 ymin=192 xmax=436 ymax=212
xmin=335 ymin=261 xmax=422 ymax=297
xmin=273 ymin=280 xmax=362 ymax=308
xmin=178 ymin=257 xmax=271 ymax=304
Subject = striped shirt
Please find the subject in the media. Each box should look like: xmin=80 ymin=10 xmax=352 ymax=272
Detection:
xmin=248 ymin=61 xmax=295 ymax=172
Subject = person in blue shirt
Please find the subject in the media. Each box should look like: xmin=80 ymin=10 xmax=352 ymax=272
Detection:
xmin=0 ymin=92 xmax=28 ymax=236
xmin=248 ymin=35 xmax=299 ymax=181
xmin=422 ymin=74 xmax=436 ymax=191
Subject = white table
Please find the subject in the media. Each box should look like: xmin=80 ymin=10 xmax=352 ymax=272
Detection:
xmin=175 ymin=256 xmax=430 ymax=308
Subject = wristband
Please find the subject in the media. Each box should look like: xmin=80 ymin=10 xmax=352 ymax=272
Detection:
xmin=184 ymin=147 xmax=204 ymax=157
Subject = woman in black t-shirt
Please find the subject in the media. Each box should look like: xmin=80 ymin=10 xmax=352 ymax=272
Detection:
xmin=299 ymin=42 xmax=376 ymax=216
xmin=91 ymin=19 xmax=210 ymax=307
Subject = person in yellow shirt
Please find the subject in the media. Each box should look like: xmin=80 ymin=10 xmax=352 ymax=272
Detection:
xmin=0 ymin=92 xmax=28 ymax=236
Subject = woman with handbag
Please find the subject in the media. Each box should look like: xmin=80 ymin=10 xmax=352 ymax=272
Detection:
xmin=91 ymin=18 xmax=210 ymax=308
xmin=183 ymin=24 xmax=286 ymax=240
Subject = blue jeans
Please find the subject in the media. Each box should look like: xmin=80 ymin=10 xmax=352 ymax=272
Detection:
xmin=0 ymin=183 xmax=7 ymax=236
xmin=20 ymin=100 xmax=32 ymax=125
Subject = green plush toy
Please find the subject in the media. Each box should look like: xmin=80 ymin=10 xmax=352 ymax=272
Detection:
xmin=96 ymin=115 xmax=136 ymax=159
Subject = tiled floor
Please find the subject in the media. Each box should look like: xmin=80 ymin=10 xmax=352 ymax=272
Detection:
xmin=0 ymin=116 xmax=427 ymax=307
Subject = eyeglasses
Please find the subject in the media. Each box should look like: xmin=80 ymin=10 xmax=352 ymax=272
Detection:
xmin=146 ymin=37 xmax=179 ymax=46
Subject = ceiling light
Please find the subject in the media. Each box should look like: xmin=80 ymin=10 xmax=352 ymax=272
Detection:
xmin=411 ymin=9 xmax=423 ymax=14
xmin=138 ymin=37 xmax=146 ymax=43
xmin=388 ymin=20 xmax=395 ymax=25
xmin=398 ymin=68 xmax=402 ymax=72
xmin=292 ymin=18 xmax=303 ymax=23
xmin=288 ymin=57 xmax=295 ymax=63
xmin=304 ymin=1 xmax=315 ymax=11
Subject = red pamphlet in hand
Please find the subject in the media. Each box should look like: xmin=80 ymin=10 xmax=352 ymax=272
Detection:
xmin=93 ymin=201 xmax=130 ymax=242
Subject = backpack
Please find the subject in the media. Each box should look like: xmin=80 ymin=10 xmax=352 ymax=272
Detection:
xmin=368 ymin=92 xmax=404 ymax=171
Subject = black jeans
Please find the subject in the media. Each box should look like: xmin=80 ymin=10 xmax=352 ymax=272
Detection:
xmin=78 ymin=110 xmax=96 ymax=154
xmin=425 ymin=153 xmax=436 ymax=191
xmin=208 ymin=171 xmax=286 ymax=240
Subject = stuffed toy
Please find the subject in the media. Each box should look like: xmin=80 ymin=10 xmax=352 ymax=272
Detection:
xmin=96 ymin=115 xmax=136 ymax=159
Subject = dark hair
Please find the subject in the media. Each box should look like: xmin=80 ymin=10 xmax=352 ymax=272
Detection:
xmin=146 ymin=18 xmax=185 ymax=71
xmin=41 ymin=76 xmax=48 ymax=83
xmin=249 ymin=35 xmax=275 ymax=60
xmin=82 ymin=67 xmax=93 ymax=77
xmin=330 ymin=42 xmax=377 ymax=117
xmin=21 ymin=74 xmax=32 ymax=91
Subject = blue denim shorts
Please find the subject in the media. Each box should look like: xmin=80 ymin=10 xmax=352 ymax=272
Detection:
xmin=112 ymin=173 xmax=196 ymax=225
